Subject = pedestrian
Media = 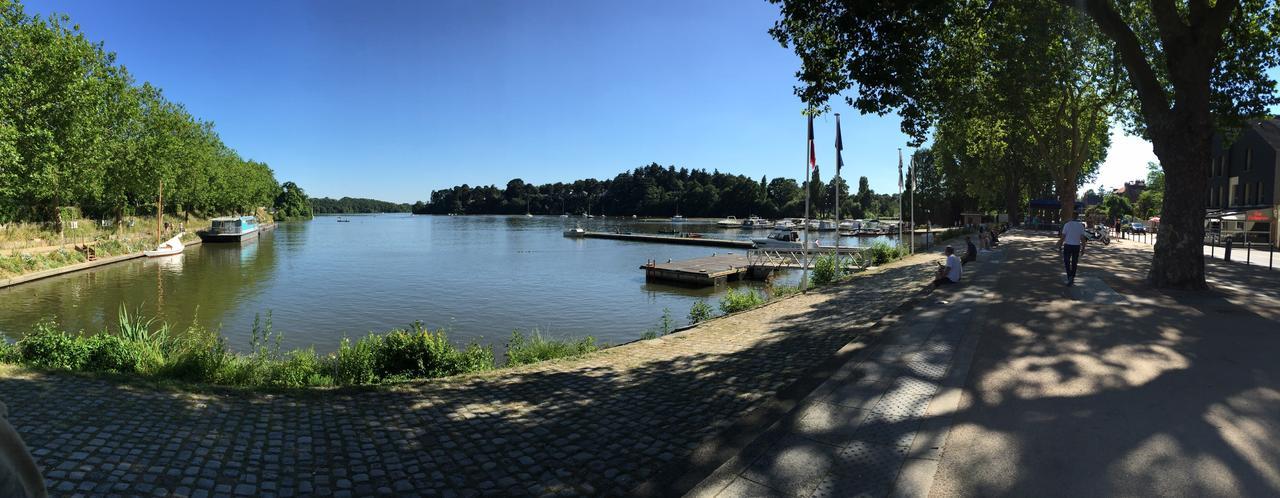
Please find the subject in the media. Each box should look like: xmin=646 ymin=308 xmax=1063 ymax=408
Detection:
xmin=1056 ymin=214 xmax=1088 ymax=286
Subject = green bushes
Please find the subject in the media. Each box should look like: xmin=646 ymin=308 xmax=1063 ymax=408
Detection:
xmin=688 ymin=300 xmax=714 ymax=324
xmin=375 ymin=323 xmax=494 ymax=378
xmin=0 ymin=309 xmax=510 ymax=389
xmin=17 ymin=320 xmax=90 ymax=370
xmin=506 ymin=330 xmax=597 ymax=366
xmin=719 ymin=288 xmax=765 ymax=314
xmin=867 ymin=241 xmax=906 ymax=265
xmin=811 ymin=254 xmax=846 ymax=286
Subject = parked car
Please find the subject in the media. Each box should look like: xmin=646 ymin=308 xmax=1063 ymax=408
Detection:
xmin=1130 ymin=222 xmax=1147 ymax=233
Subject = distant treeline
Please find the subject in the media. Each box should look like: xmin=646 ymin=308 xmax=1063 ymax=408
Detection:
xmin=411 ymin=163 xmax=907 ymax=219
xmin=0 ymin=2 xmax=309 ymax=224
xmin=310 ymin=197 xmax=411 ymax=214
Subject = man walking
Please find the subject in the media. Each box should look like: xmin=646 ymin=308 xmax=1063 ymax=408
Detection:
xmin=1056 ymin=214 xmax=1088 ymax=286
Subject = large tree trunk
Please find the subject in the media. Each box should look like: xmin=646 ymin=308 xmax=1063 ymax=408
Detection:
xmin=1003 ymin=173 xmax=1021 ymax=225
xmin=1057 ymin=178 xmax=1076 ymax=225
xmin=1147 ymin=111 xmax=1211 ymax=289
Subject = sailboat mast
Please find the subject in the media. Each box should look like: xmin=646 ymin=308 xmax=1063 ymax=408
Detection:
xmin=157 ymin=179 xmax=164 ymax=246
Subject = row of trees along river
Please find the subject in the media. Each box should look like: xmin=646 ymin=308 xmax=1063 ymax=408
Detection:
xmin=411 ymin=163 xmax=927 ymax=221
xmin=0 ymin=2 xmax=312 ymax=226
xmin=771 ymin=0 xmax=1279 ymax=288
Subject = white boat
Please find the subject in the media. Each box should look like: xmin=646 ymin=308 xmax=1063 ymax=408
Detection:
xmin=741 ymin=215 xmax=772 ymax=229
xmin=671 ymin=215 xmax=685 ymax=222
xmin=716 ymin=216 xmax=740 ymax=227
xmin=563 ymin=225 xmax=586 ymax=238
xmin=839 ymin=219 xmax=863 ymax=231
xmin=143 ymin=234 xmax=185 ymax=257
xmin=752 ymin=228 xmax=804 ymax=249
xmin=808 ymin=219 xmax=837 ymax=231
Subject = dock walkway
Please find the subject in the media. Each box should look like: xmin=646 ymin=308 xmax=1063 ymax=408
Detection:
xmin=574 ymin=231 xmax=754 ymax=249
xmin=642 ymin=254 xmax=756 ymax=286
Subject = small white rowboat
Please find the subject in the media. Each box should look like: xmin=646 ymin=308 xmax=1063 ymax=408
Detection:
xmin=143 ymin=234 xmax=185 ymax=257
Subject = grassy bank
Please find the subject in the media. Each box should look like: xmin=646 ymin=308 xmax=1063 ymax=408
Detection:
xmin=0 ymin=211 xmax=282 ymax=279
xmin=0 ymin=307 xmax=599 ymax=390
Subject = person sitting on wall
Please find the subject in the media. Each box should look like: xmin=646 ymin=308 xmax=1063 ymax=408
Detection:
xmin=988 ymin=227 xmax=999 ymax=247
xmin=935 ymin=246 xmax=962 ymax=285
xmin=961 ymin=236 xmax=978 ymax=265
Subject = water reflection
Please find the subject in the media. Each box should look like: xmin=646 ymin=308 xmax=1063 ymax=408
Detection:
xmin=0 ymin=215 xmax=922 ymax=353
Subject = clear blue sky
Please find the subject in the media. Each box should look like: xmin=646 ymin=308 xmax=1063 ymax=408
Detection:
xmin=22 ymin=1 xmax=1280 ymax=203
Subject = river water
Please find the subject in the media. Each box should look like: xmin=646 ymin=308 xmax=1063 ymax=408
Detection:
xmin=0 ymin=214 xmax=918 ymax=353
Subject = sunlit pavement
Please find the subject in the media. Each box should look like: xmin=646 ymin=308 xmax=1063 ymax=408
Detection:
xmin=693 ymin=230 xmax=1280 ymax=497
xmin=931 ymin=231 xmax=1280 ymax=497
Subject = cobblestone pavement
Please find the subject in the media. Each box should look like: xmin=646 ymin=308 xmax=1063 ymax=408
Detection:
xmin=688 ymin=246 xmax=1005 ymax=498
xmin=1 ymin=258 xmax=937 ymax=497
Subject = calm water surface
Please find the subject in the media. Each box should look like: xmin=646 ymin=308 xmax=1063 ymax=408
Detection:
xmin=0 ymin=215 xmax=912 ymax=353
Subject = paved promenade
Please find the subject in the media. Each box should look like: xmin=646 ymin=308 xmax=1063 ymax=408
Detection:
xmin=694 ymin=231 xmax=1280 ymax=497
xmin=0 ymin=251 xmax=940 ymax=497
xmin=687 ymin=245 xmax=1004 ymax=498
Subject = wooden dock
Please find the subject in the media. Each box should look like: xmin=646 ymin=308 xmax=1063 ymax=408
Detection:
xmin=642 ymin=254 xmax=762 ymax=286
xmin=575 ymin=231 xmax=755 ymax=249
xmin=641 ymin=247 xmax=872 ymax=286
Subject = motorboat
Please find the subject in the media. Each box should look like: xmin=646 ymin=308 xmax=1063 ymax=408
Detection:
xmin=143 ymin=234 xmax=185 ymax=257
xmin=671 ymin=215 xmax=686 ymax=222
xmin=752 ymin=228 xmax=804 ymax=249
xmin=741 ymin=215 xmax=772 ymax=229
xmin=563 ymin=225 xmax=586 ymax=238
xmin=839 ymin=219 xmax=863 ymax=231
xmin=198 ymin=216 xmax=259 ymax=243
xmin=808 ymin=219 xmax=837 ymax=231
xmin=716 ymin=216 xmax=740 ymax=227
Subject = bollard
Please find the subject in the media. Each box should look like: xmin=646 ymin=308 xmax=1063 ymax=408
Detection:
xmin=1225 ymin=238 xmax=1233 ymax=262
xmin=1247 ymin=238 xmax=1251 ymax=265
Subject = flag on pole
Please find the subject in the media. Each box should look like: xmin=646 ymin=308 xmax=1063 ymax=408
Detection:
xmin=807 ymin=115 xmax=816 ymax=170
xmin=898 ymin=150 xmax=904 ymax=190
xmin=834 ymin=115 xmax=844 ymax=174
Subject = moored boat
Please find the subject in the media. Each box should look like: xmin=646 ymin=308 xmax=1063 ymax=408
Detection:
xmin=752 ymin=228 xmax=804 ymax=249
xmin=716 ymin=216 xmax=740 ymax=227
xmin=198 ymin=216 xmax=260 ymax=243
xmin=143 ymin=234 xmax=185 ymax=257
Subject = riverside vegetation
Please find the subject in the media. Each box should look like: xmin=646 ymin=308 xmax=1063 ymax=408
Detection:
xmin=0 ymin=306 xmax=600 ymax=389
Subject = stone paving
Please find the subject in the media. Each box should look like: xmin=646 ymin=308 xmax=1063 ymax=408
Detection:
xmin=0 ymin=257 xmax=939 ymax=497
xmin=688 ymin=247 xmax=1005 ymax=498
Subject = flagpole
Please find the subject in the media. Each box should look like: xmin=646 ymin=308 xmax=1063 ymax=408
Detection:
xmin=897 ymin=148 xmax=904 ymax=249
xmin=834 ymin=113 xmax=840 ymax=270
xmin=909 ymin=153 xmax=915 ymax=255
xmin=803 ymin=115 xmax=812 ymax=290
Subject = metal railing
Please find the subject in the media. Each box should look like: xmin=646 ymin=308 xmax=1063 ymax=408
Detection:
xmin=747 ymin=247 xmax=871 ymax=271
xmin=1120 ymin=228 xmax=1276 ymax=269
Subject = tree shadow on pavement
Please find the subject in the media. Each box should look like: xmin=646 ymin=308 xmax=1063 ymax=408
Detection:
xmin=930 ymin=231 xmax=1280 ymax=497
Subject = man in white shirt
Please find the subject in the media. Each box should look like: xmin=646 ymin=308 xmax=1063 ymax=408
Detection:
xmin=1056 ymin=215 xmax=1088 ymax=286
xmin=934 ymin=245 xmax=962 ymax=285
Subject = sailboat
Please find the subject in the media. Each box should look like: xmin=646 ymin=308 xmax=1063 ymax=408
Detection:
xmin=144 ymin=179 xmax=185 ymax=257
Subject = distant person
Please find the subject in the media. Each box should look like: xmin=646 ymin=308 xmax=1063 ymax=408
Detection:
xmin=961 ymin=236 xmax=977 ymax=265
xmin=989 ymin=227 xmax=999 ymax=247
xmin=935 ymin=246 xmax=962 ymax=285
xmin=1056 ymin=215 xmax=1088 ymax=286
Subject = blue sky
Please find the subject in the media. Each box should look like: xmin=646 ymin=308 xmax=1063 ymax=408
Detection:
xmin=23 ymin=0 xmax=1280 ymax=203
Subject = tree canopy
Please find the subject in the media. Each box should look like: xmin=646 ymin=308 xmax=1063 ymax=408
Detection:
xmin=0 ymin=1 xmax=305 ymax=225
xmin=769 ymin=0 xmax=1279 ymax=288
xmin=411 ymin=163 xmax=912 ymax=220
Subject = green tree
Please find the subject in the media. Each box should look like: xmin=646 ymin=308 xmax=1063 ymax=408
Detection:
xmin=769 ymin=0 xmax=1280 ymax=288
xmin=274 ymin=182 xmax=313 ymax=220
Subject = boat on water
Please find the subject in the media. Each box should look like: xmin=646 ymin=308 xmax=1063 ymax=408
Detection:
xmin=671 ymin=215 xmax=685 ymax=222
xmin=563 ymin=225 xmax=586 ymax=238
xmin=839 ymin=219 xmax=863 ymax=231
xmin=716 ymin=216 xmax=740 ymax=227
xmin=143 ymin=234 xmax=185 ymax=257
xmin=741 ymin=215 xmax=773 ymax=229
xmin=337 ymin=217 xmax=351 ymax=222
xmin=198 ymin=216 xmax=259 ymax=243
xmin=808 ymin=219 xmax=837 ymax=231
xmin=752 ymin=228 xmax=804 ymax=249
